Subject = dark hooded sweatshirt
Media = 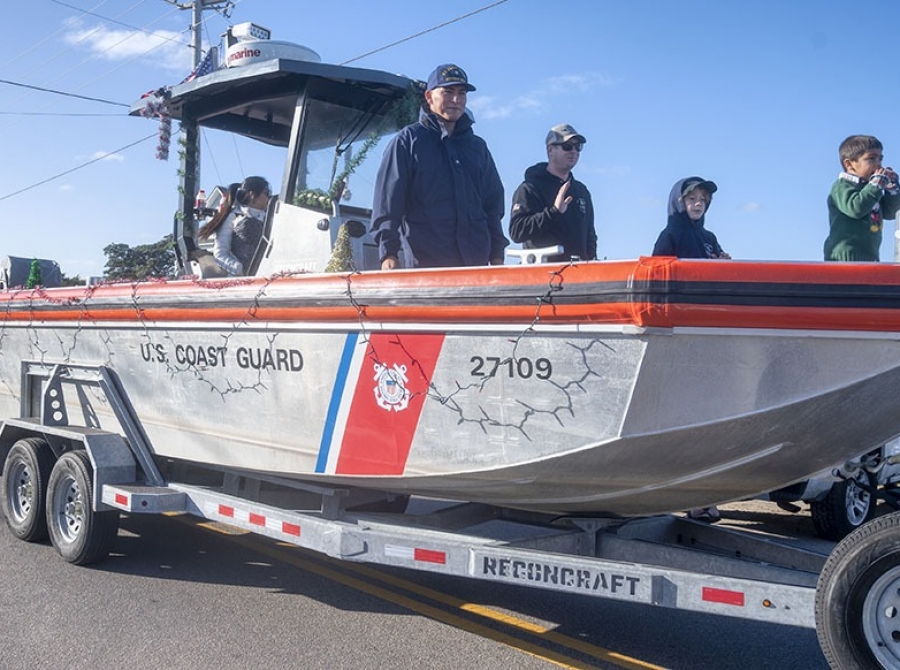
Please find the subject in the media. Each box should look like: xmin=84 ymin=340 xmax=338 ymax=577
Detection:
xmin=652 ymin=177 xmax=724 ymax=258
xmin=509 ymin=162 xmax=597 ymax=262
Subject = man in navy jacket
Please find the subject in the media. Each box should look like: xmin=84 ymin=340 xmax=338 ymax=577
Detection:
xmin=371 ymin=64 xmax=507 ymax=269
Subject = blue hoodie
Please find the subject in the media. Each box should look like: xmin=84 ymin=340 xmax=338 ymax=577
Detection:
xmin=371 ymin=108 xmax=507 ymax=267
xmin=652 ymin=177 xmax=725 ymax=259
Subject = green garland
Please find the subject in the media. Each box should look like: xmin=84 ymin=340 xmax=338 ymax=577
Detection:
xmin=294 ymin=84 xmax=422 ymax=211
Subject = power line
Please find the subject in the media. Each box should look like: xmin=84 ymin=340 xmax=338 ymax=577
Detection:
xmin=0 ymin=133 xmax=157 ymax=202
xmin=0 ymin=78 xmax=128 ymax=107
xmin=0 ymin=111 xmax=124 ymax=117
xmin=50 ymin=0 xmax=187 ymax=46
xmin=340 ymin=0 xmax=510 ymax=65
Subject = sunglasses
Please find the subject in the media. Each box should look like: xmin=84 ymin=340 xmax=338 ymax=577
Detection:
xmin=556 ymin=142 xmax=583 ymax=152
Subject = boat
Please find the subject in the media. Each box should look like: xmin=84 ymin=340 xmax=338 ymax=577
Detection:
xmin=2 ymin=24 xmax=900 ymax=517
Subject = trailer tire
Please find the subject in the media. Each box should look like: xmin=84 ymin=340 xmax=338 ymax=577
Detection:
xmin=1 ymin=437 xmax=54 ymax=541
xmin=816 ymin=510 xmax=900 ymax=669
xmin=811 ymin=470 xmax=878 ymax=541
xmin=46 ymin=450 xmax=119 ymax=565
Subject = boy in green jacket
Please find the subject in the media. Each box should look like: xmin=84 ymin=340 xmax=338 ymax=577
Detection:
xmin=824 ymin=135 xmax=900 ymax=261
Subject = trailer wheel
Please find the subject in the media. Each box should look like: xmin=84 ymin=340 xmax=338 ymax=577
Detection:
xmin=1 ymin=437 xmax=55 ymax=541
xmin=46 ymin=451 xmax=119 ymax=565
xmin=816 ymin=511 xmax=900 ymax=669
xmin=811 ymin=470 xmax=878 ymax=541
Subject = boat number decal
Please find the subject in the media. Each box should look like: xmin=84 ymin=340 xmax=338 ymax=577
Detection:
xmin=480 ymin=555 xmax=640 ymax=596
xmin=373 ymin=362 xmax=410 ymax=412
xmin=140 ymin=342 xmax=304 ymax=372
xmin=470 ymin=356 xmax=553 ymax=380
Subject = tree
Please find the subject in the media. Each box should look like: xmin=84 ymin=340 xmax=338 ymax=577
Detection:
xmin=60 ymin=272 xmax=85 ymax=287
xmin=103 ymin=234 xmax=177 ymax=281
xmin=25 ymin=259 xmax=42 ymax=288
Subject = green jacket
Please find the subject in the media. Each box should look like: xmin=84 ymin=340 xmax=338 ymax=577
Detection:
xmin=824 ymin=175 xmax=900 ymax=261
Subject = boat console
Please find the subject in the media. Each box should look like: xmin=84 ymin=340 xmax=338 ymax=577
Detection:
xmin=132 ymin=23 xmax=419 ymax=278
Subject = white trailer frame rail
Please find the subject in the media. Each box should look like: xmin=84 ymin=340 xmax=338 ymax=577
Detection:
xmin=102 ymin=479 xmax=821 ymax=628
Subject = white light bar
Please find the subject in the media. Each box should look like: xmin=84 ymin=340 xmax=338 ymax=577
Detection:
xmin=230 ymin=22 xmax=271 ymax=41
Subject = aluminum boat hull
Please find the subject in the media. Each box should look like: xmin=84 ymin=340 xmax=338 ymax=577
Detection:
xmin=2 ymin=257 xmax=900 ymax=515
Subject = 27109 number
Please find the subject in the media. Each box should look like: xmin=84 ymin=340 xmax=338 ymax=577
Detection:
xmin=470 ymin=356 xmax=553 ymax=380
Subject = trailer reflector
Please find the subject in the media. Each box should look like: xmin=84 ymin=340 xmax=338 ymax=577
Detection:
xmin=702 ymin=586 xmax=745 ymax=606
xmin=282 ymin=522 xmax=301 ymax=537
xmin=385 ymin=545 xmax=447 ymax=564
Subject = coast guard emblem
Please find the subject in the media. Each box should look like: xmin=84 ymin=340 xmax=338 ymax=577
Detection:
xmin=373 ymin=362 xmax=410 ymax=412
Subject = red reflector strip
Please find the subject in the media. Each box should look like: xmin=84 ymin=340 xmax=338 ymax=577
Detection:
xmin=219 ymin=505 xmax=235 ymax=518
xmin=115 ymin=492 xmax=128 ymax=506
xmin=249 ymin=512 xmax=266 ymax=527
xmin=413 ymin=548 xmax=446 ymax=564
xmin=282 ymin=522 xmax=301 ymax=537
xmin=702 ymin=587 xmax=745 ymax=606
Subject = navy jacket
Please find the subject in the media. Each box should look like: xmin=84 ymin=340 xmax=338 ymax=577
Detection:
xmin=652 ymin=178 xmax=724 ymax=258
xmin=509 ymin=162 xmax=597 ymax=261
xmin=371 ymin=109 xmax=507 ymax=267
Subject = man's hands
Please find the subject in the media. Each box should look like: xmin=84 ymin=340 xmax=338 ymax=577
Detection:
xmin=554 ymin=180 xmax=573 ymax=213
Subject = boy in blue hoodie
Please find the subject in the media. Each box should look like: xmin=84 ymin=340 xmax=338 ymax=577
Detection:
xmin=652 ymin=177 xmax=730 ymax=259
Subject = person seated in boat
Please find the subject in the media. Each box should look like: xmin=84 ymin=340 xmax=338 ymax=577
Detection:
xmin=509 ymin=123 xmax=597 ymax=263
xmin=652 ymin=177 xmax=730 ymax=259
xmin=198 ymin=176 xmax=270 ymax=276
xmin=370 ymin=63 xmax=508 ymax=269
xmin=824 ymin=135 xmax=900 ymax=262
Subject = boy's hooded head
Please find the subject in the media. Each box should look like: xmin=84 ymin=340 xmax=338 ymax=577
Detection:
xmin=668 ymin=177 xmax=717 ymax=222
xmin=681 ymin=178 xmax=717 ymax=200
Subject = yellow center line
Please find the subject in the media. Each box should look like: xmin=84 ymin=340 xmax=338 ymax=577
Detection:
xmin=229 ymin=531 xmax=598 ymax=669
xmin=287 ymin=544 xmax=667 ymax=670
xmin=189 ymin=517 xmax=666 ymax=670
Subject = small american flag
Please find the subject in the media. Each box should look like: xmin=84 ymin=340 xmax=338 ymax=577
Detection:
xmin=182 ymin=46 xmax=218 ymax=83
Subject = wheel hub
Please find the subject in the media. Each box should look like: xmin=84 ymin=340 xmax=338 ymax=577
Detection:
xmin=863 ymin=565 xmax=900 ymax=667
xmin=11 ymin=463 xmax=34 ymax=520
xmin=55 ymin=479 xmax=85 ymax=540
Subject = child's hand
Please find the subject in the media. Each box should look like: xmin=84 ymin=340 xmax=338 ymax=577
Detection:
xmin=884 ymin=168 xmax=900 ymax=194
xmin=869 ymin=171 xmax=892 ymax=190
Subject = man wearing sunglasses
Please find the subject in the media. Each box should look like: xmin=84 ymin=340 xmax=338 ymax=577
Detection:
xmin=509 ymin=123 xmax=597 ymax=262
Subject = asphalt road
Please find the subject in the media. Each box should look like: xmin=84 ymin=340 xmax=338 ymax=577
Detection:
xmin=0 ymin=502 xmax=834 ymax=670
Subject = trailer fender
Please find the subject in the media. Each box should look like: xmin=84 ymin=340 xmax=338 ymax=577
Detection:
xmin=0 ymin=419 xmax=136 ymax=512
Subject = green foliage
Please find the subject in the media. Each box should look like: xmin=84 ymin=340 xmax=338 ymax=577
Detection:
xmin=103 ymin=234 xmax=177 ymax=281
xmin=293 ymin=87 xmax=423 ymax=212
xmin=60 ymin=272 xmax=85 ymax=287
xmin=389 ymin=82 xmax=425 ymax=129
xmin=293 ymin=188 xmax=333 ymax=212
xmin=25 ymin=259 xmax=42 ymax=289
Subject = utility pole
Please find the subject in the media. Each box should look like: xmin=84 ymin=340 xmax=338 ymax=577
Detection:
xmin=163 ymin=0 xmax=232 ymax=273
xmin=163 ymin=0 xmax=233 ymax=67
xmin=165 ymin=0 xmax=233 ymax=180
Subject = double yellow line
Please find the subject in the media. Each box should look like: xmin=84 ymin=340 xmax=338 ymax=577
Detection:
xmin=196 ymin=517 xmax=666 ymax=670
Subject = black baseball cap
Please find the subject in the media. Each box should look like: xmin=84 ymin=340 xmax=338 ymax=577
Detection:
xmin=682 ymin=178 xmax=718 ymax=196
xmin=426 ymin=64 xmax=476 ymax=92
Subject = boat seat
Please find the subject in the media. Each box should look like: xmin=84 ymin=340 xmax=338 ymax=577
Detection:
xmin=506 ymin=245 xmax=564 ymax=264
xmin=190 ymin=249 xmax=228 ymax=279
xmin=245 ymin=195 xmax=278 ymax=277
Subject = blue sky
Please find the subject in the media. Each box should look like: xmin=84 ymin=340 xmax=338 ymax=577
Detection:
xmin=4 ymin=0 xmax=900 ymax=278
